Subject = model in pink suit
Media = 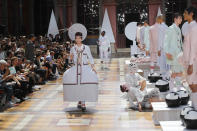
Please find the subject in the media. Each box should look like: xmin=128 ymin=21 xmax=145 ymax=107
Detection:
xmin=182 ymin=22 xmax=190 ymax=68
xmin=186 ymin=21 xmax=197 ymax=86
xmin=183 ymin=6 xmax=197 ymax=111
xmin=149 ymin=17 xmax=161 ymax=74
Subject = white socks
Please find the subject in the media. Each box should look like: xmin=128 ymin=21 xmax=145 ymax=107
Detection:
xmin=175 ymin=76 xmax=182 ymax=87
xmin=150 ymin=62 xmax=155 ymax=74
xmin=191 ymin=92 xmax=197 ymax=111
xmin=161 ymin=71 xmax=166 ymax=79
xmin=169 ymin=76 xmax=183 ymax=91
xmin=165 ymin=70 xmax=171 ymax=80
xmin=169 ymin=77 xmax=175 ymax=91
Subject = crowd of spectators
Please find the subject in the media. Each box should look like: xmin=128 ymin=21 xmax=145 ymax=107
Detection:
xmin=0 ymin=33 xmax=72 ymax=110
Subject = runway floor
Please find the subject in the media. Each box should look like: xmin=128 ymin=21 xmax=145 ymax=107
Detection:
xmin=0 ymin=58 xmax=161 ymax=131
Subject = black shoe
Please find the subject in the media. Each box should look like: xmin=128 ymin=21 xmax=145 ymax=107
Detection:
xmin=81 ymin=105 xmax=86 ymax=112
xmin=40 ymin=81 xmax=46 ymax=85
xmin=77 ymin=104 xmax=82 ymax=109
xmin=150 ymin=73 xmax=154 ymax=76
xmin=164 ymin=77 xmax=170 ymax=81
xmin=129 ymin=106 xmax=138 ymax=111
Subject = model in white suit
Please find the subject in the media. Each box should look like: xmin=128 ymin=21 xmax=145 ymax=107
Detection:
xmin=120 ymin=62 xmax=159 ymax=111
xmin=99 ymin=31 xmax=110 ymax=68
xmin=63 ymin=32 xmax=98 ymax=111
xmin=158 ymin=19 xmax=169 ymax=79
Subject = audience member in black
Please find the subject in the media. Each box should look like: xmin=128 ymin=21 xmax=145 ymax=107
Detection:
xmin=6 ymin=51 xmax=14 ymax=59
xmin=49 ymin=34 xmax=54 ymax=42
xmin=25 ymin=34 xmax=35 ymax=61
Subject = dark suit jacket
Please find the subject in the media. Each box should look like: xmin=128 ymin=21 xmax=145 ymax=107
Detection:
xmin=25 ymin=41 xmax=35 ymax=61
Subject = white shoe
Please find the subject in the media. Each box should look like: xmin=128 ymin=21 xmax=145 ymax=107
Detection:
xmin=33 ymin=86 xmax=41 ymax=90
xmin=23 ymin=96 xmax=29 ymax=101
xmin=12 ymin=97 xmax=20 ymax=103
xmin=8 ymin=101 xmax=15 ymax=107
xmin=11 ymin=98 xmax=17 ymax=104
xmin=14 ymin=97 xmax=21 ymax=103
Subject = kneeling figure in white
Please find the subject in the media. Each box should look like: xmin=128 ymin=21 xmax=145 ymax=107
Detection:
xmin=120 ymin=62 xmax=159 ymax=111
xmin=63 ymin=32 xmax=98 ymax=111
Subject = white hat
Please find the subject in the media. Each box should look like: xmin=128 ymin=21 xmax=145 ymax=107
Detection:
xmin=68 ymin=23 xmax=87 ymax=41
xmin=0 ymin=60 xmax=7 ymax=65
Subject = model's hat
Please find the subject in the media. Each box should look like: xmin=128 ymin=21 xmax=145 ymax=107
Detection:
xmin=68 ymin=23 xmax=87 ymax=41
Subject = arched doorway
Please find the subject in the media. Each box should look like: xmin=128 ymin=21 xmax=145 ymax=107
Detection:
xmin=116 ymin=0 xmax=149 ymax=48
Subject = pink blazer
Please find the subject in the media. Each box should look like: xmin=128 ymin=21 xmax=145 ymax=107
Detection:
xmin=149 ymin=23 xmax=160 ymax=62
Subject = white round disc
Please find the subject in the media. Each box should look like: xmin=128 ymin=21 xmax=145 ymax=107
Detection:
xmin=68 ymin=23 xmax=87 ymax=41
xmin=125 ymin=22 xmax=137 ymax=41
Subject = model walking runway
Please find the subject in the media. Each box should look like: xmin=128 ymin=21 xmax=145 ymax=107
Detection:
xmin=0 ymin=58 xmax=159 ymax=131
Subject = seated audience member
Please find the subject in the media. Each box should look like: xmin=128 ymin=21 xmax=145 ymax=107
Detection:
xmin=10 ymin=57 xmax=30 ymax=101
xmin=0 ymin=33 xmax=71 ymax=110
xmin=34 ymin=53 xmax=47 ymax=84
xmin=0 ymin=60 xmax=20 ymax=106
